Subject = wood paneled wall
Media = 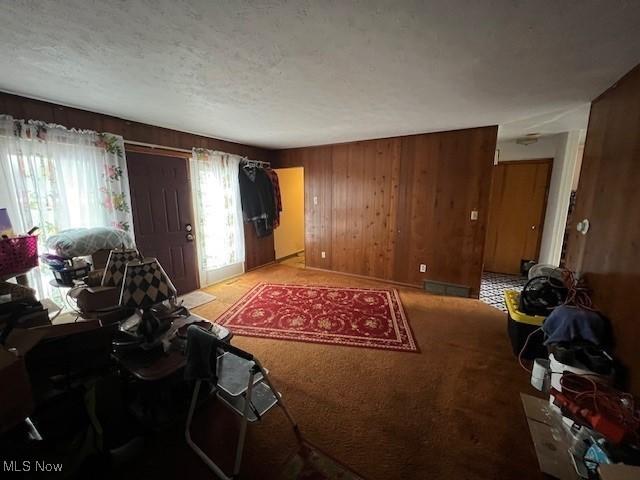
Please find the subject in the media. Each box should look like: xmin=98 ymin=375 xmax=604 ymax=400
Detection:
xmin=0 ymin=92 xmax=273 ymax=160
xmin=275 ymin=126 xmax=498 ymax=296
xmin=243 ymin=223 xmax=277 ymax=271
xmin=565 ymin=64 xmax=640 ymax=396
xmin=0 ymin=91 xmax=276 ymax=269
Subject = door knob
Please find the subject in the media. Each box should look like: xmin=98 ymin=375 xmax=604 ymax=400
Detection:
xmin=186 ymin=233 xmax=194 ymax=242
xmin=531 ymin=225 xmax=536 ymax=230
xmin=185 ymin=224 xmax=193 ymax=232
xmin=576 ymin=219 xmax=590 ymax=235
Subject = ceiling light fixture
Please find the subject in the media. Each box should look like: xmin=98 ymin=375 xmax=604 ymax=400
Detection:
xmin=516 ymin=133 xmax=540 ymax=146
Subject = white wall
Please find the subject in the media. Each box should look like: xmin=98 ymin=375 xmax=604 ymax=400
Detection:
xmin=496 ymin=131 xmax=583 ymax=266
xmin=496 ymin=135 xmax=560 ymax=162
xmin=571 ymin=144 xmax=584 ymax=191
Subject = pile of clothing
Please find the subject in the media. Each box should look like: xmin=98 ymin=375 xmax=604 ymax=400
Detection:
xmin=238 ymin=162 xmax=282 ymax=237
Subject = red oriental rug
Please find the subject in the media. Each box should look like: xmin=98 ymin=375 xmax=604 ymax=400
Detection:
xmin=216 ymin=283 xmax=417 ymax=352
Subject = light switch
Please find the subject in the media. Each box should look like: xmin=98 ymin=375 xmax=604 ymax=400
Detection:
xmin=470 ymin=210 xmax=479 ymax=221
xmin=321 ymin=251 xmax=326 ymax=259
xmin=313 ymin=196 xmax=318 ymax=206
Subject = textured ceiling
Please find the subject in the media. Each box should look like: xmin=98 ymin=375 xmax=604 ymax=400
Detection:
xmin=1 ymin=1 xmax=639 ymax=148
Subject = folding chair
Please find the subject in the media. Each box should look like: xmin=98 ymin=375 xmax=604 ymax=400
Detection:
xmin=185 ymin=328 xmax=300 ymax=480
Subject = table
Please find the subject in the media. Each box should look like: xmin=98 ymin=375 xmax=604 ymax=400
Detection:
xmin=0 ymin=267 xmax=34 ymax=285
xmin=113 ymin=313 xmax=232 ymax=381
xmin=112 ymin=313 xmax=232 ymax=430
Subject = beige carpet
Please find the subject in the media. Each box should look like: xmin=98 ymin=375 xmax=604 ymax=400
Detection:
xmin=125 ymin=264 xmax=541 ymax=480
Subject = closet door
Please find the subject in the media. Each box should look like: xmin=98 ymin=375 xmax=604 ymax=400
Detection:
xmin=484 ymin=159 xmax=552 ymax=274
xmin=126 ymin=150 xmax=199 ymax=294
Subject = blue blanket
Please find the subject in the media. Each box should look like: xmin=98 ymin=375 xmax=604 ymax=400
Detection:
xmin=543 ymin=305 xmax=605 ymax=346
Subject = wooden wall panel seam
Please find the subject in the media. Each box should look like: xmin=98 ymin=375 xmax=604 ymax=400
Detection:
xmin=273 ymin=126 xmax=498 ymax=297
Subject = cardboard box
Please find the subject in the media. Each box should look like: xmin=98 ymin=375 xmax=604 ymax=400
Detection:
xmin=521 ymin=393 xmax=579 ymax=480
xmin=0 ymin=347 xmax=34 ymax=434
xmin=599 ymin=464 xmax=640 ymax=480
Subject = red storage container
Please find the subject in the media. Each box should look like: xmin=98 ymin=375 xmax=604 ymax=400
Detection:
xmin=0 ymin=235 xmax=39 ymax=277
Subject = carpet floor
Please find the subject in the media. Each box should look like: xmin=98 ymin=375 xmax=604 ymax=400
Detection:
xmin=123 ymin=264 xmax=542 ymax=480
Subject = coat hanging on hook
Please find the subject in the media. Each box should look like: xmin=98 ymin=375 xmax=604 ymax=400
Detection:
xmin=238 ymin=159 xmax=280 ymax=237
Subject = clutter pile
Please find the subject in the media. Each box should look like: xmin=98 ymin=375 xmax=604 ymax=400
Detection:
xmin=1 ymin=244 xmax=220 ymax=477
xmin=509 ymin=266 xmax=640 ymax=478
xmin=41 ymin=226 xmax=135 ymax=287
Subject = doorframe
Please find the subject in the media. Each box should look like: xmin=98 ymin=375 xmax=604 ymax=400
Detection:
xmin=125 ymin=143 xmax=192 ymax=159
xmin=272 ymin=166 xmax=306 ymax=267
xmin=483 ymin=158 xmax=554 ymax=274
xmin=124 ymin=145 xmax=201 ymax=292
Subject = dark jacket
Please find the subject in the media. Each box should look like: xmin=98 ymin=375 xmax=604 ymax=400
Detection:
xmin=238 ymin=166 xmax=276 ymax=236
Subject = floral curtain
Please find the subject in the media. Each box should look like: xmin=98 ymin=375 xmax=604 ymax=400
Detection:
xmin=190 ymin=148 xmax=245 ymax=286
xmin=0 ymin=115 xmax=133 ymax=237
xmin=0 ymin=114 xmax=134 ymax=296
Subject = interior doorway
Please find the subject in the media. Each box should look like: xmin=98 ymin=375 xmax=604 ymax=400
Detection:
xmin=480 ymin=158 xmax=552 ymax=311
xmin=484 ymin=159 xmax=553 ymax=274
xmin=273 ymin=167 xmax=305 ymax=268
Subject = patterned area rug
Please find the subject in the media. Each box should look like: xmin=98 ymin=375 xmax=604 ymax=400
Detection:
xmin=479 ymin=272 xmax=527 ymax=312
xmin=216 ymin=283 xmax=417 ymax=352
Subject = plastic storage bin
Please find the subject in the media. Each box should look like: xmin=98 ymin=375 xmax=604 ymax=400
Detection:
xmin=52 ymin=264 xmax=92 ymax=286
xmin=505 ymin=289 xmax=547 ymax=359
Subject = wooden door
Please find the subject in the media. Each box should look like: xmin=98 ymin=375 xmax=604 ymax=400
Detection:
xmin=484 ymin=159 xmax=552 ymax=274
xmin=126 ymin=150 xmax=199 ymax=294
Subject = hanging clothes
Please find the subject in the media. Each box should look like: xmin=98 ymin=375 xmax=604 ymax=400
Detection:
xmin=238 ymin=164 xmax=276 ymax=237
xmin=264 ymin=167 xmax=282 ymax=228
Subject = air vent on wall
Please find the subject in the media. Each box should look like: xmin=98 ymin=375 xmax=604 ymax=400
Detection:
xmin=423 ymin=280 xmax=471 ymax=298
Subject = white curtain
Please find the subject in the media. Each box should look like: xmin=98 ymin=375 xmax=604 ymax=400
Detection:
xmin=0 ymin=115 xmax=134 ymax=296
xmin=190 ymin=149 xmax=245 ymax=286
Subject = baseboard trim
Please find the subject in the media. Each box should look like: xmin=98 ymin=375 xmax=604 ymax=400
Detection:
xmin=246 ymin=260 xmax=276 ymax=272
xmin=276 ymin=250 xmax=305 ymax=262
xmin=304 ymin=266 xmax=422 ymax=290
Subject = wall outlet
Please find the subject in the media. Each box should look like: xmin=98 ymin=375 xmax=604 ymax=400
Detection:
xmin=321 ymin=251 xmax=326 ymax=259
xmin=419 ymin=264 xmax=427 ymax=273
xmin=313 ymin=196 xmax=318 ymax=206
xmin=470 ymin=210 xmax=478 ymax=221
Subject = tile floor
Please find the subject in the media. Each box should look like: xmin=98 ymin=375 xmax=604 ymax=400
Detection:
xmin=479 ymin=271 xmax=528 ymax=312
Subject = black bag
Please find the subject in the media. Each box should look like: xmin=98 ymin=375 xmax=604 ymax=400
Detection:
xmin=519 ymin=275 xmax=567 ymax=316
